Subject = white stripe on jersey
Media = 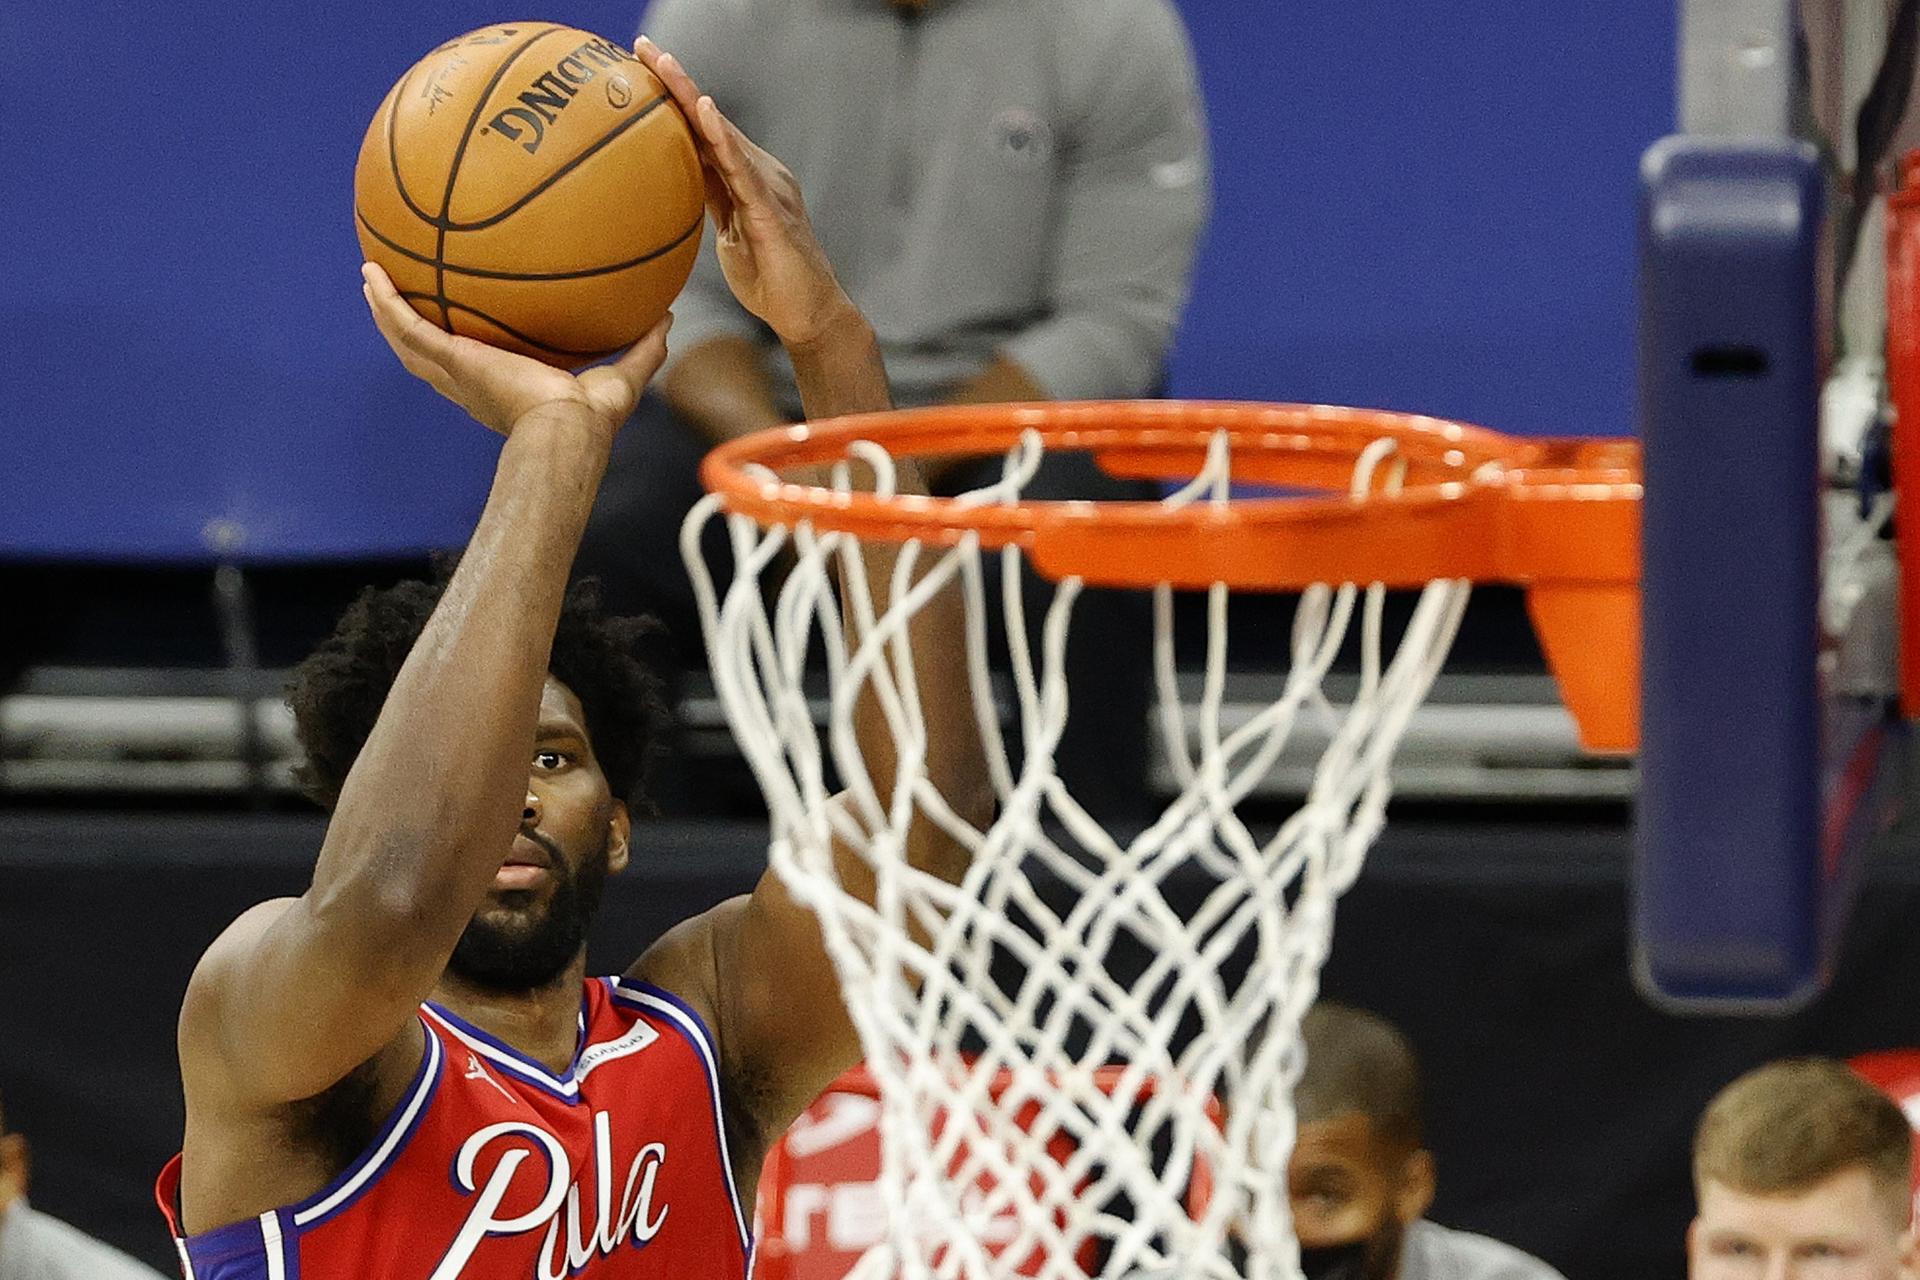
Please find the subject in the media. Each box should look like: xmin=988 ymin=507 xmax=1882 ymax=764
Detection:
xmin=259 ymin=1210 xmax=287 ymax=1280
xmin=292 ymin=1024 xmax=443 ymax=1228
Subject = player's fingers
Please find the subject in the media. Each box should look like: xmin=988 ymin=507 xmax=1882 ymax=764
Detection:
xmin=361 ymin=264 xmax=457 ymax=382
xmin=584 ymin=312 xmax=673 ymax=420
xmin=610 ymin=311 xmax=673 ymax=387
xmin=361 ymin=285 xmax=429 ymax=380
xmin=696 ymin=98 xmax=774 ymax=207
xmin=359 ymin=262 xmax=455 ymax=368
xmin=643 ymin=48 xmax=709 ymax=132
xmin=360 ymin=264 xmax=426 ymax=356
xmin=701 ymin=165 xmax=737 ymax=230
xmin=633 ymin=50 xmax=742 ymax=227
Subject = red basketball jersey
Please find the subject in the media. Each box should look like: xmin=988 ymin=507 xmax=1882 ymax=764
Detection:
xmin=156 ymin=978 xmax=753 ymax=1279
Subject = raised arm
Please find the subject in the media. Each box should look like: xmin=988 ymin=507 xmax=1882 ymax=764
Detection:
xmin=626 ymin=46 xmax=989 ymax=1136
xmin=179 ymin=286 xmax=669 ymax=1111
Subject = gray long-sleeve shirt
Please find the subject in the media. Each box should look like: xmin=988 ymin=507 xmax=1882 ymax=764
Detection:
xmin=1122 ymin=1220 xmax=1569 ymax=1280
xmin=641 ymin=0 xmax=1210 ymax=410
xmin=0 ymin=1202 xmax=169 ymax=1280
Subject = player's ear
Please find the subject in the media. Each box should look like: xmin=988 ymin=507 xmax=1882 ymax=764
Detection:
xmin=608 ymin=801 xmax=632 ymax=876
xmin=1392 ymin=1147 xmax=1435 ymax=1225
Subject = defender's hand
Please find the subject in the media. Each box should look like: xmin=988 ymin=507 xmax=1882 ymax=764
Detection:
xmin=636 ymin=38 xmax=857 ymax=348
xmin=360 ymin=263 xmax=671 ymax=440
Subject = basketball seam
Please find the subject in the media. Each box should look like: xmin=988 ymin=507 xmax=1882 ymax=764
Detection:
xmin=436 ymin=96 xmax=668 ymax=233
xmin=430 ymin=25 xmax=568 ymax=330
xmin=357 ymin=207 xmax=702 ymax=281
xmin=383 ymin=74 xmax=439 ymax=231
xmin=398 ymin=292 xmax=625 ymax=360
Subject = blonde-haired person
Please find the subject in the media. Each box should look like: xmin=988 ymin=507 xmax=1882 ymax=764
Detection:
xmin=1690 ymin=1057 xmax=1919 ymax=1279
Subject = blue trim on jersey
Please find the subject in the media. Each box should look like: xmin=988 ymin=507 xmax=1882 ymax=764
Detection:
xmin=177 ymin=1214 xmax=277 ymax=1280
xmin=422 ymin=991 xmax=592 ymax=1104
xmin=608 ymin=978 xmax=753 ymax=1262
xmin=287 ymin=1022 xmax=444 ymax=1229
xmin=173 ymin=1021 xmax=443 ymax=1279
xmin=609 ymin=979 xmax=721 ymax=1061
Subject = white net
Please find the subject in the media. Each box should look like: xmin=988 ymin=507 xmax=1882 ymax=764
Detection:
xmin=684 ymin=427 xmax=1471 ymax=1280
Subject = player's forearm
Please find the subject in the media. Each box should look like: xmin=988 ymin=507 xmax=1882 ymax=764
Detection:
xmin=311 ymin=414 xmax=609 ymax=928
xmin=660 ymin=334 xmax=787 ymax=444
xmin=846 ymin=525 xmax=992 ymax=887
xmin=785 ymin=301 xmax=891 ymax=421
xmin=791 ymin=303 xmax=987 ymax=873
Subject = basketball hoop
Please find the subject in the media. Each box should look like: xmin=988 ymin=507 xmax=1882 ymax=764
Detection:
xmin=684 ymin=401 xmax=1640 ymax=1280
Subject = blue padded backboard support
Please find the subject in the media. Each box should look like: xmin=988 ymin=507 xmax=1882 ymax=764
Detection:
xmin=1635 ymin=137 xmax=1829 ymax=1009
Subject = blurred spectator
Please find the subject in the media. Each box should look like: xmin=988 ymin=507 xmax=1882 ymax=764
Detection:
xmin=576 ymin=0 xmax=1211 ymax=643
xmin=1689 ymin=1057 xmax=1916 ymax=1280
xmin=0 ymin=1088 xmax=168 ymax=1280
xmin=577 ymin=0 xmax=1209 ymax=820
xmin=1284 ymin=1003 xmax=1566 ymax=1280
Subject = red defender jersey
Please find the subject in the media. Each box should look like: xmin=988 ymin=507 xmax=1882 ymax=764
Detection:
xmin=156 ymin=978 xmax=753 ymax=1279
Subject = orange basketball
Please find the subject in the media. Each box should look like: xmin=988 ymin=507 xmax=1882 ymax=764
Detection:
xmin=354 ymin=24 xmax=704 ymax=368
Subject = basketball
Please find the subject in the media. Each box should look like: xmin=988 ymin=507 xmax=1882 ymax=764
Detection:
xmin=353 ymin=24 xmax=704 ymax=368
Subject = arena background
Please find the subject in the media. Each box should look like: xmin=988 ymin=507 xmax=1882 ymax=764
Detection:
xmin=2 ymin=0 xmax=1669 ymax=566
xmin=10 ymin=2 xmax=1917 ymax=1280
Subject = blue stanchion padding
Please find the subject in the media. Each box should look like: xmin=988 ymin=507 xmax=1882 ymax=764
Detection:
xmin=1634 ymin=137 xmax=1826 ymax=1009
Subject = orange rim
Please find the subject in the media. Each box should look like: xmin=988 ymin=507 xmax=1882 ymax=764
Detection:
xmin=701 ymin=401 xmax=1645 ymax=753
xmin=701 ymin=400 xmax=1641 ymax=592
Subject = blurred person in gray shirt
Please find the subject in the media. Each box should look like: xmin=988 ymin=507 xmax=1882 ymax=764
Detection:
xmin=577 ymin=0 xmax=1210 ymax=661
xmin=1283 ymin=1004 xmax=1566 ymax=1280
xmin=1131 ymin=1005 xmax=1566 ymax=1280
xmin=0 ymin=1088 xmax=167 ymax=1280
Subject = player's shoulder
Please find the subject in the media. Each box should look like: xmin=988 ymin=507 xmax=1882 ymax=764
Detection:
xmin=623 ymin=896 xmax=749 ymax=1026
xmin=179 ymin=898 xmax=302 ymax=1032
xmin=1401 ymin=1219 xmax=1570 ymax=1280
xmin=594 ymin=974 xmax=716 ymax=1055
xmin=1043 ymin=0 xmax=1198 ymax=123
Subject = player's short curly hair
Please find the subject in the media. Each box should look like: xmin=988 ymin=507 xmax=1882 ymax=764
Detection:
xmin=287 ymin=572 xmax=665 ymax=813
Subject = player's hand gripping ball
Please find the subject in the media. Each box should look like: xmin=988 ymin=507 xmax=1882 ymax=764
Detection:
xmin=354 ymin=25 xmax=704 ymax=368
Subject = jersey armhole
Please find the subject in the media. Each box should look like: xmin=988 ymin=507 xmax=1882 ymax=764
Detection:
xmin=282 ymin=1015 xmax=445 ymax=1231
xmin=608 ymin=978 xmax=754 ymax=1259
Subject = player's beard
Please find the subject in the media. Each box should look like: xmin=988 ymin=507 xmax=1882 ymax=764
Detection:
xmin=448 ymin=830 xmax=610 ymax=993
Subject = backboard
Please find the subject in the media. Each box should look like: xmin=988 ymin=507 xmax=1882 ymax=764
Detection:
xmin=1634 ymin=0 xmax=1916 ymax=1009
